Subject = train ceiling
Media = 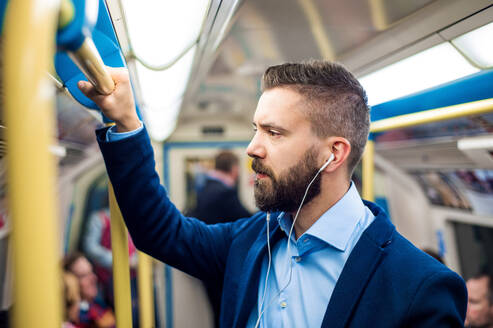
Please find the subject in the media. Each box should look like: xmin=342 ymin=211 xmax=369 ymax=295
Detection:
xmin=180 ymin=0 xmax=492 ymax=125
xmin=106 ymin=0 xmax=493 ymax=141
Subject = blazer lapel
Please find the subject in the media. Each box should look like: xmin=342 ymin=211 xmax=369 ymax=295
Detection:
xmin=233 ymin=216 xmax=284 ymax=327
xmin=322 ymin=208 xmax=395 ymax=328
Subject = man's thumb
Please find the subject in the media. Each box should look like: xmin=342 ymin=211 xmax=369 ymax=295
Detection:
xmin=77 ymin=81 xmax=92 ymax=95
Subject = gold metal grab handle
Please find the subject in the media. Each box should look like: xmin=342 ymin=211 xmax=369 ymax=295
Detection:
xmin=69 ymin=37 xmax=115 ymax=95
xmin=59 ymin=0 xmax=115 ymax=95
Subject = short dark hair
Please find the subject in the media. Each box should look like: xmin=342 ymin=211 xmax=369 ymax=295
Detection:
xmin=215 ymin=151 xmax=239 ymax=173
xmin=469 ymin=271 xmax=493 ymax=304
xmin=63 ymin=252 xmax=87 ymax=272
xmin=262 ymin=60 xmax=370 ymax=176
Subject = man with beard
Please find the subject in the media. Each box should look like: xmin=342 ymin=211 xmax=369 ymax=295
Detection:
xmin=79 ymin=60 xmax=467 ymax=327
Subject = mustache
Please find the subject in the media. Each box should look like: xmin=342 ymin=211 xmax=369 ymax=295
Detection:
xmin=251 ymin=158 xmax=274 ymax=177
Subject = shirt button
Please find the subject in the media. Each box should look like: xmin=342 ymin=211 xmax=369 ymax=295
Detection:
xmin=280 ymin=301 xmax=287 ymax=308
xmin=294 ymin=256 xmax=301 ymax=262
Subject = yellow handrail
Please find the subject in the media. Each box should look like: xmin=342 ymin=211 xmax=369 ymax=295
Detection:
xmin=138 ymin=252 xmax=155 ymax=328
xmin=108 ymin=183 xmax=133 ymax=327
xmin=3 ymin=0 xmax=62 ymax=327
xmin=370 ymin=98 xmax=493 ymax=133
xmin=362 ymin=139 xmax=375 ymax=201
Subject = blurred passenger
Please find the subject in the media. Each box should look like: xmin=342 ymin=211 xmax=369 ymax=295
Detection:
xmin=62 ymin=272 xmax=80 ymax=328
xmin=82 ymin=196 xmax=139 ymax=326
xmin=64 ymin=253 xmax=115 ymax=328
xmin=465 ymin=272 xmax=493 ymax=328
xmin=188 ymin=150 xmax=251 ymax=224
xmin=187 ymin=151 xmax=251 ymax=327
xmin=0 ymin=196 xmax=10 ymax=328
xmin=82 ymin=206 xmax=138 ymax=294
xmin=80 ymin=61 xmax=467 ymax=327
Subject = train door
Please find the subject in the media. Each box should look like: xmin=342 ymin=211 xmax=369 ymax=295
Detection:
xmin=163 ymin=142 xmax=255 ymax=328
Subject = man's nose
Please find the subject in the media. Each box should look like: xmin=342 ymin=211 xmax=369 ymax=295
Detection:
xmin=246 ymin=133 xmax=266 ymax=159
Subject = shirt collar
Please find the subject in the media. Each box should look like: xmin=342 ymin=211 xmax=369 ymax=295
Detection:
xmin=277 ymin=182 xmax=365 ymax=251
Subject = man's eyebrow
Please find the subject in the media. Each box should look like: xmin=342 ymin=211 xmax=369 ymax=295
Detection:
xmin=252 ymin=122 xmax=289 ymax=133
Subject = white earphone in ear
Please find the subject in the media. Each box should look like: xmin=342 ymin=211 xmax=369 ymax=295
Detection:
xmin=319 ymin=153 xmax=335 ymax=172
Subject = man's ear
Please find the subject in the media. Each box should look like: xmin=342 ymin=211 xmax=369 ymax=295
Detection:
xmin=322 ymin=137 xmax=351 ymax=173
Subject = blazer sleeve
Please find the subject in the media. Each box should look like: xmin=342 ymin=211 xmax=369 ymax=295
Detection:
xmin=96 ymin=126 xmax=246 ymax=282
xmin=404 ymin=269 xmax=467 ymax=327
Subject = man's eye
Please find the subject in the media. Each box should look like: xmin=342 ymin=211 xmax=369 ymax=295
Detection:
xmin=268 ymin=130 xmax=280 ymax=136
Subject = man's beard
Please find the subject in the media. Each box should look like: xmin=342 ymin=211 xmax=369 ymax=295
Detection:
xmin=252 ymin=147 xmax=322 ymax=212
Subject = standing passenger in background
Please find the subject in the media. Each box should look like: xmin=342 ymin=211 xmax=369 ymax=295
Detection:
xmin=79 ymin=60 xmax=467 ymax=327
xmin=187 ymin=150 xmax=251 ymax=327
xmin=187 ymin=150 xmax=251 ymax=224
xmin=466 ymin=272 xmax=493 ymax=328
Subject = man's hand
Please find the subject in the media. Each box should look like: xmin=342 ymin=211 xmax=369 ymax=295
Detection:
xmin=78 ymin=67 xmax=141 ymax=132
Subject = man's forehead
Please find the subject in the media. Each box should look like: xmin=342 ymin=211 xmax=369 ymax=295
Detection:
xmin=468 ymin=277 xmax=490 ymax=295
xmin=254 ymin=87 xmax=308 ymax=125
xmin=72 ymin=257 xmax=92 ymax=272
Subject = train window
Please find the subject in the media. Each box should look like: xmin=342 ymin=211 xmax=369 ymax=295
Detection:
xmin=183 ymin=156 xmax=215 ymax=214
xmin=413 ymin=171 xmax=472 ymax=211
xmin=120 ymin=0 xmax=209 ymax=66
xmin=359 ymin=42 xmax=479 ymax=106
xmin=118 ymin=0 xmax=209 ymax=142
xmin=134 ymin=50 xmax=196 ymax=141
xmin=412 ymin=169 xmax=493 ymax=215
xmin=453 ymin=222 xmax=493 ymax=281
xmin=452 ymin=21 xmax=493 ymax=69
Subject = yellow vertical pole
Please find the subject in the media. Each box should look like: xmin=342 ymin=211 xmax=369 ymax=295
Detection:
xmin=362 ymin=137 xmax=375 ymax=202
xmin=108 ymin=183 xmax=133 ymax=327
xmin=138 ymin=252 xmax=155 ymax=328
xmin=3 ymin=0 xmax=62 ymax=327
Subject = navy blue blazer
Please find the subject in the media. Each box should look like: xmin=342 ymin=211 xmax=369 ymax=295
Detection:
xmin=97 ymin=127 xmax=467 ymax=328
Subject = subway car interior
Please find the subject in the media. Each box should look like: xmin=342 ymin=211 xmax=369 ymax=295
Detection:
xmin=1 ymin=0 xmax=493 ymax=327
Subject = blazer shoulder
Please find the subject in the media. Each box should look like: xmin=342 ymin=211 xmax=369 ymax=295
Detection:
xmin=386 ymin=231 xmax=453 ymax=275
xmin=374 ymin=232 xmax=467 ymax=326
xmin=403 ymin=267 xmax=467 ymax=326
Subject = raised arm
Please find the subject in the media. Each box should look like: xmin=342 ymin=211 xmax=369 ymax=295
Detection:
xmin=79 ymin=69 xmax=241 ymax=281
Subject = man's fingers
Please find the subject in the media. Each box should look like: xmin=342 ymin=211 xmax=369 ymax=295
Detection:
xmin=106 ymin=66 xmax=129 ymax=84
xmin=78 ymin=80 xmax=97 ymax=97
xmin=77 ymin=80 xmax=111 ymax=107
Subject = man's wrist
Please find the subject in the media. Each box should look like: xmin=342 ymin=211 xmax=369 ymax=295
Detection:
xmin=115 ymin=116 xmax=141 ymax=132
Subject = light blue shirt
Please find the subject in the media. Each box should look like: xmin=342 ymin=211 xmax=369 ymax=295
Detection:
xmin=247 ymin=183 xmax=375 ymax=328
xmin=105 ymin=122 xmax=143 ymax=142
xmin=106 ymin=125 xmax=376 ymax=327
